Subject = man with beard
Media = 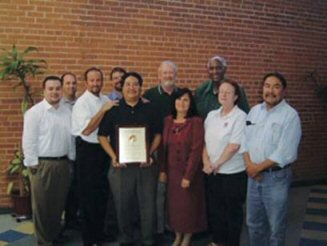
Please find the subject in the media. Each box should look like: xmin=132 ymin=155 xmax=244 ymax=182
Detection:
xmin=241 ymin=72 xmax=302 ymax=246
xmin=195 ymin=55 xmax=250 ymax=119
xmin=107 ymin=67 xmax=126 ymax=101
xmin=143 ymin=60 xmax=180 ymax=236
xmin=23 ymin=76 xmax=75 ymax=245
xmin=72 ymin=67 xmax=118 ymax=246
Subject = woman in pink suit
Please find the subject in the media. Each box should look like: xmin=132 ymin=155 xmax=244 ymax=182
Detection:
xmin=159 ymin=88 xmax=207 ymax=246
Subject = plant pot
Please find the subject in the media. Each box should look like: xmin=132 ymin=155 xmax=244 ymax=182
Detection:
xmin=11 ymin=193 xmax=32 ymax=218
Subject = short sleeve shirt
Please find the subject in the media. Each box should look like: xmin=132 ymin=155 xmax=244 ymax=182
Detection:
xmin=98 ymin=99 xmax=162 ymax=151
xmin=204 ymin=105 xmax=247 ymax=174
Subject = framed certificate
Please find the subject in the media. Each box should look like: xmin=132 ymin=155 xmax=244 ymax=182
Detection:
xmin=116 ymin=125 xmax=149 ymax=164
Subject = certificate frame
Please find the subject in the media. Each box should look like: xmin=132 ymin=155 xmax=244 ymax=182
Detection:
xmin=116 ymin=125 xmax=149 ymax=164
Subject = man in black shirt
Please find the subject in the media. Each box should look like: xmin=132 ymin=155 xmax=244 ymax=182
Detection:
xmin=98 ymin=72 xmax=162 ymax=246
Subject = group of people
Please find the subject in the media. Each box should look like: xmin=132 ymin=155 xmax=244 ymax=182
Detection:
xmin=22 ymin=55 xmax=302 ymax=246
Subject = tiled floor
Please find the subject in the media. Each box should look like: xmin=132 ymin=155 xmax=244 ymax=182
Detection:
xmin=0 ymin=185 xmax=326 ymax=246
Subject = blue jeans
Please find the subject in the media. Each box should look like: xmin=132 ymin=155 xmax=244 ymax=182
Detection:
xmin=246 ymin=167 xmax=292 ymax=246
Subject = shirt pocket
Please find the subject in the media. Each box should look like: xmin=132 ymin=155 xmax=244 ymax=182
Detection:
xmin=271 ymin=122 xmax=283 ymax=146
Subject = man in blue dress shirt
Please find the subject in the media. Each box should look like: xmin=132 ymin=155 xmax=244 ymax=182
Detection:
xmin=241 ymin=72 xmax=302 ymax=246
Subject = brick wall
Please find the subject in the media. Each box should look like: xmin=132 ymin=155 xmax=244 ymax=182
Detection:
xmin=0 ymin=0 xmax=326 ymax=207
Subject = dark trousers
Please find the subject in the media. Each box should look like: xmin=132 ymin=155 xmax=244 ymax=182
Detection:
xmin=104 ymin=163 xmax=119 ymax=237
xmin=76 ymin=137 xmax=109 ymax=245
xmin=207 ymin=171 xmax=247 ymax=246
xmin=109 ymin=164 xmax=158 ymax=245
xmin=64 ymin=161 xmax=80 ymax=227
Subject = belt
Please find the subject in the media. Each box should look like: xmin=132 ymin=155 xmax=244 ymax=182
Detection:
xmin=263 ymin=164 xmax=291 ymax=172
xmin=39 ymin=155 xmax=68 ymax=161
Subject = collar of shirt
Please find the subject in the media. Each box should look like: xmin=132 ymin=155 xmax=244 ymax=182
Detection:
xmin=85 ymin=89 xmax=105 ymax=101
xmin=120 ymin=98 xmax=143 ymax=110
xmin=216 ymin=105 xmax=239 ymax=120
xmin=157 ymin=85 xmax=178 ymax=95
xmin=260 ymin=99 xmax=286 ymax=113
xmin=203 ymin=80 xmax=219 ymax=95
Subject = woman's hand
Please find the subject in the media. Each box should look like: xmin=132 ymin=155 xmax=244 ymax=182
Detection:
xmin=203 ymin=164 xmax=213 ymax=174
xmin=181 ymin=178 xmax=190 ymax=188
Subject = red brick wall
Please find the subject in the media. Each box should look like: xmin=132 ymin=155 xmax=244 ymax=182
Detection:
xmin=0 ymin=0 xmax=326 ymax=207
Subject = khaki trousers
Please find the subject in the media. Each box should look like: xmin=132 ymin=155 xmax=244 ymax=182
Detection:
xmin=30 ymin=159 xmax=71 ymax=245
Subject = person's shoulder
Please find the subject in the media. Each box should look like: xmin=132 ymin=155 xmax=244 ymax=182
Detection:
xmin=196 ymin=80 xmax=211 ymax=92
xmin=190 ymin=116 xmax=203 ymax=125
xmin=282 ymin=101 xmax=300 ymax=118
xmin=235 ymin=106 xmax=247 ymax=117
xmin=143 ymin=86 xmax=158 ymax=98
xmin=164 ymin=115 xmax=173 ymax=124
xmin=99 ymin=94 xmax=110 ymax=102
xmin=74 ymin=90 xmax=88 ymax=106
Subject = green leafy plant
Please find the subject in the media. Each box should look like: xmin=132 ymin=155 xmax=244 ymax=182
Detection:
xmin=0 ymin=44 xmax=47 ymax=112
xmin=0 ymin=44 xmax=47 ymax=196
xmin=7 ymin=150 xmax=30 ymax=196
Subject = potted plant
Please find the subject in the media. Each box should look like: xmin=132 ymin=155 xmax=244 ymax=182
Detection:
xmin=0 ymin=44 xmax=47 ymax=220
xmin=305 ymin=70 xmax=327 ymax=106
xmin=6 ymin=150 xmax=32 ymax=220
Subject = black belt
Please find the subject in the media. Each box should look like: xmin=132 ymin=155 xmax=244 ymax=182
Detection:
xmin=263 ymin=164 xmax=291 ymax=172
xmin=39 ymin=155 xmax=68 ymax=161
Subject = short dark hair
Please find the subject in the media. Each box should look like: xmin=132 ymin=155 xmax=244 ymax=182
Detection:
xmin=171 ymin=88 xmax=198 ymax=119
xmin=42 ymin=76 xmax=62 ymax=89
xmin=121 ymin=71 xmax=143 ymax=87
xmin=262 ymin=72 xmax=287 ymax=88
xmin=110 ymin=67 xmax=126 ymax=80
xmin=84 ymin=67 xmax=103 ymax=81
xmin=61 ymin=72 xmax=76 ymax=82
xmin=218 ymin=78 xmax=241 ymax=105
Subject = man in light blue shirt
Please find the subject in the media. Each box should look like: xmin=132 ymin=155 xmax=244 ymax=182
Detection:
xmin=107 ymin=67 xmax=126 ymax=101
xmin=241 ymin=72 xmax=302 ymax=246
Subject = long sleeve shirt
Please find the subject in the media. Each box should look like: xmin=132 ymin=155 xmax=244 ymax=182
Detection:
xmin=23 ymin=99 xmax=75 ymax=167
xmin=240 ymin=100 xmax=302 ymax=167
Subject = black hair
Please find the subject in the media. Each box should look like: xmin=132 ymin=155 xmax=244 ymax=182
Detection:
xmin=218 ymin=78 xmax=241 ymax=105
xmin=84 ymin=67 xmax=104 ymax=82
xmin=121 ymin=71 xmax=143 ymax=87
xmin=171 ymin=88 xmax=198 ymax=119
xmin=61 ymin=72 xmax=76 ymax=82
xmin=262 ymin=72 xmax=287 ymax=88
xmin=42 ymin=76 xmax=62 ymax=89
xmin=110 ymin=67 xmax=127 ymax=80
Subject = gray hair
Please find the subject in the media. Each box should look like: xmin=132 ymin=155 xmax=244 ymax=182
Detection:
xmin=207 ymin=55 xmax=227 ymax=68
xmin=158 ymin=60 xmax=178 ymax=73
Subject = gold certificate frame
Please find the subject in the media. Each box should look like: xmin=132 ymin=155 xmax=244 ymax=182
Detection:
xmin=116 ymin=125 xmax=149 ymax=164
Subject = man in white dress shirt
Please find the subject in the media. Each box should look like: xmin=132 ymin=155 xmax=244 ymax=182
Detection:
xmin=72 ymin=67 xmax=118 ymax=246
xmin=23 ymin=76 xmax=75 ymax=245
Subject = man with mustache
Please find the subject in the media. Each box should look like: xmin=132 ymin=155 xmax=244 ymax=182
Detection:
xmin=195 ymin=55 xmax=250 ymax=119
xmin=72 ymin=67 xmax=118 ymax=246
xmin=23 ymin=76 xmax=75 ymax=245
xmin=241 ymin=72 xmax=302 ymax=246
xmin=143 ymin=61 xmax=180 ymax=237
xmin=107 ymin=67 xmax=126 ymax=101
xmin=98 ymin=71 xmax=162 ymax=246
